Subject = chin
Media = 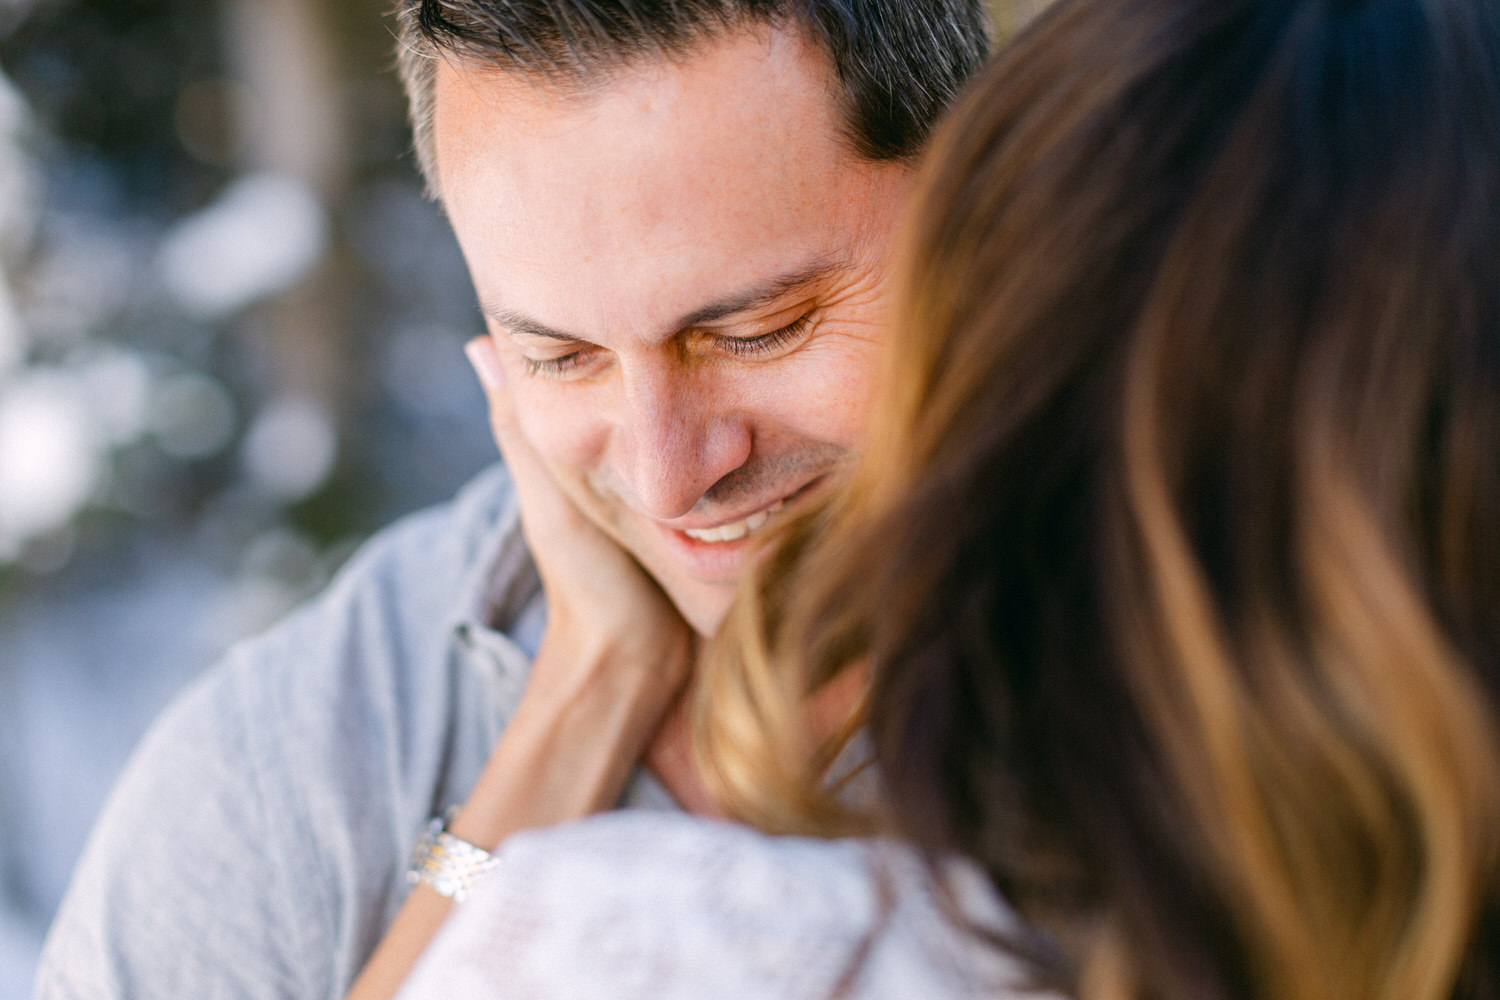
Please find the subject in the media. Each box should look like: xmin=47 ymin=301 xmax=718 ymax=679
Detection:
xmin=660 ymin=577 xmax=739 ymax=637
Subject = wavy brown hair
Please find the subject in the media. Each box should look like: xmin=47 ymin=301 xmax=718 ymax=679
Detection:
xmin=695 ymin=0 xmax=1500 ymax=997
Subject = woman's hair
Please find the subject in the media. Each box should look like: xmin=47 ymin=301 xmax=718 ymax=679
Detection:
xmin=694 ymin=0 xmax=1500 ymax=998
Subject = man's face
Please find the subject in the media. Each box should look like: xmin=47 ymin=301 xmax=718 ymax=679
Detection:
xmin=434 ymin=26 xmax=912 ymax=634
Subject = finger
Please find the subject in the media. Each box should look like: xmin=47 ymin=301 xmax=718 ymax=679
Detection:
xmin=465 ymin=336 xmax=555 ymax=497
xmin=465 ymin=336 xmax=519 ymax=453
xmin=464 ymin=333 xmax=610 ymax=564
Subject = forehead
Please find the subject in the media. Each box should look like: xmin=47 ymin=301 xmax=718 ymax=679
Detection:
xmin=432 ymin=26 xmax=897 ymax=339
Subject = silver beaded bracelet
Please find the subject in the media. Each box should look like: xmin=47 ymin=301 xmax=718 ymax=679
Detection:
xmin=406 ymin=809 xmax=500 ymax=903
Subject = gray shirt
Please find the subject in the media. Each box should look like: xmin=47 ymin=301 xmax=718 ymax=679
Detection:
xmin=34 ymin=463 xmax=679 ymax=1000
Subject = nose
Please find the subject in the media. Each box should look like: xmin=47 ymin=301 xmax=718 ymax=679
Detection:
xmin=615 ymin=365 xmax=751 ymax=520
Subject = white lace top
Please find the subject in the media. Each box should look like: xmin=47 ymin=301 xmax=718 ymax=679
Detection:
xmin=396 ymin=812 xmax=1053 ymax=1000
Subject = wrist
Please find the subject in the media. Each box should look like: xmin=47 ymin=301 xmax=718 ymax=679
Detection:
xmin=528 ymin=612 xmax=692 ymax=709
xmin=447 ymin=628 xmax=692 ymax=849
xmin=407 ymin=809 xmax=500 ymax=902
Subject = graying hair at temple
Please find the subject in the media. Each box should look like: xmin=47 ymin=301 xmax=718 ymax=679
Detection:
xmin=392 ymin=0 xmax=993 ymax=187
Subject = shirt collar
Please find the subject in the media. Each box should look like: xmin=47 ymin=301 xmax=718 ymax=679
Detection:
xmin=447 ymin=465 xmax=545 ymax=687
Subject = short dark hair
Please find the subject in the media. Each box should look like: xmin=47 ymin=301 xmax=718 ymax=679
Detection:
xmin=393 ymin=0 xmax=991 ymax=185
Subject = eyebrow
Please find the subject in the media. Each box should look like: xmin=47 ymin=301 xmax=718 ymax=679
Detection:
xmin=483 ymin=254 xmax=848 ymax=344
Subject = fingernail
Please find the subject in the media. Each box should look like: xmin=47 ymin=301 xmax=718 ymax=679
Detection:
xmin=465 ymin=337 xmax=505 ymax=390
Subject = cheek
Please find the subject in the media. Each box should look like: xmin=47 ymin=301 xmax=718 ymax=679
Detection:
xmin=510 ymin=384 xmax=610 ymax=476
xmin=747 ymin=341 xmax=881 ymax=449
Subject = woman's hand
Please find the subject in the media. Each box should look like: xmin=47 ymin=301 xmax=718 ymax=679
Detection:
xmin=449 ymin=333 xmax=698 ymax=841
xmin=344 ymin=338 xmax=697 ymax=1000
xmin=465 ymin=335 xmax=693 ymax=705
xmin=466 ymin=337 xmax=723 ymax=815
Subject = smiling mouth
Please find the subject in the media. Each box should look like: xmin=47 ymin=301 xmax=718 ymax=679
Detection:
xmin=681 ymin=499 xmax=787 ymax=543
xmin=675 ymin=474 xmax=831 ymax=545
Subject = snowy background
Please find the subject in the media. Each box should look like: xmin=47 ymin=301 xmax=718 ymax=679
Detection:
xmin=0 ymin=0 xmax=497 ymax=993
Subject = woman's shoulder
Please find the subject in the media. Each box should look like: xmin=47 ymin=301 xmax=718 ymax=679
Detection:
xmin=399 ymin=812 xmax=1048 ymax=1000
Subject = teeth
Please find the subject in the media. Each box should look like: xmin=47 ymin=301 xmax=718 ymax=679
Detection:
xmin=683 ymin=499 xmax=787 ymax=543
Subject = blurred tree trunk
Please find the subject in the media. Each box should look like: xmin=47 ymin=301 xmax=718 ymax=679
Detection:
xmin=221 ymin=0 xmax=351 ymax=436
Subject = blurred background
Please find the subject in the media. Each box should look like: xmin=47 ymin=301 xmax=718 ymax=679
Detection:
xmin=0 ymin=0 xmax=1042 ymax=994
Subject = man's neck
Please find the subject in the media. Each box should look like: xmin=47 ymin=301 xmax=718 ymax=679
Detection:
xmin=643 ymin=691 xmax=725 ymax=816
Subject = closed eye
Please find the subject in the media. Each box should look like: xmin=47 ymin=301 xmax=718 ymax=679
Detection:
xmin=521 ymin=349 xmax=590 ymax=378
xmin=713 ymin=313 xmax=814 ymax=359
xmin=519 ymin=312 xmax=814 ymax=378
